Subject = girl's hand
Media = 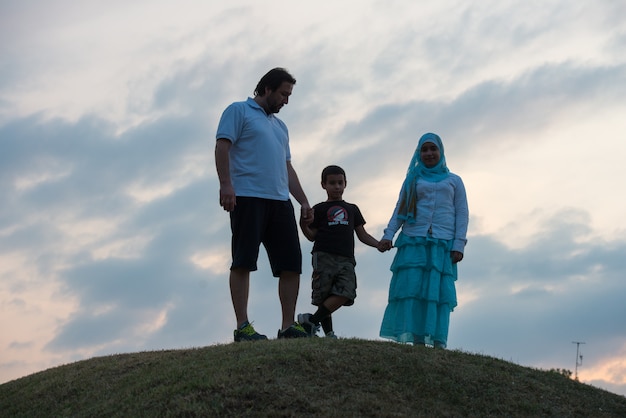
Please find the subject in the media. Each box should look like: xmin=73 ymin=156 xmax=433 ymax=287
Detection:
xmin=451 ymin=251 xmax=464 ymax=264
xmin=378 ymin=239 xmax=393 ymax=252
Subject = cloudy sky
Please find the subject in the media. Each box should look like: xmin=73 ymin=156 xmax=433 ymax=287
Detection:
xmin=2 ymin=0 xmax=626 ymax=397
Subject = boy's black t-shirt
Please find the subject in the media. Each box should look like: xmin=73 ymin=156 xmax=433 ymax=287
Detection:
xmin=310 ymin=200 xmax=366 ymax=258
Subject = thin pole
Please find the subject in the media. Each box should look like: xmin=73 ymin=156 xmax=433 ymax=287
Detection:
xmin=572 ymin=341 xmax=585 ymax=381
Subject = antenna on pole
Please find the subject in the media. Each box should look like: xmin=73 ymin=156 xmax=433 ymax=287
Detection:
xmin=572 ymin=341 xmax=585 ymax=381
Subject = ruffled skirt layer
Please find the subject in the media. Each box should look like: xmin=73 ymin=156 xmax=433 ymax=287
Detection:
xmin=379 ymin=232 xmax=457 ymax=346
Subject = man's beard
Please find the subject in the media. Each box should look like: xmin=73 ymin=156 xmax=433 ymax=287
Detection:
xmin=267 ymin=98 xmax=282 ymax=114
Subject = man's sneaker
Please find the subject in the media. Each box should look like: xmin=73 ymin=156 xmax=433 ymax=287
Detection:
xmin=234 ymin=321 xmax=268 ymax=342
xmin=325 ymin=331 xmax=338 ymax=339
xmin=277 ymin=322 xmax=310 ymax=339
xmin=297 ymin=313 xmax=320 ymax=336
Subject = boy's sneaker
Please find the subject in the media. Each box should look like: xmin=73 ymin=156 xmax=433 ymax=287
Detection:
xmin=325 ymin=331 xmax=338 ymax=339
xmin=297 ymin=313 xmax=320 ymax=336
xmin=277 ymin=322 xmax=310 ymax=339
xmin=234 ymin=321 xmax=268 ymax=342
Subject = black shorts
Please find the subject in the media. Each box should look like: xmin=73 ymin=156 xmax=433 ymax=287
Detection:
xmin=230 ymin=197 xmax=302 ymax=277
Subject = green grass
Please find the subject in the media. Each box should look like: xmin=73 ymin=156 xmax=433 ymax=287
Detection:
xmin=1 ymin=338 xmax=625 ymax=417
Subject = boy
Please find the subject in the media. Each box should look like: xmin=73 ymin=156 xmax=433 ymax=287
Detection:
xmin=298 ymin=165 xmax=379 ymax=337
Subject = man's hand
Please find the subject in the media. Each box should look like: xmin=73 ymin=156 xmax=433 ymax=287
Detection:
xmin=219 ymin=184 xmax=236 ymax=212
xmin=300 ymin=204 xmax=313 ymax=224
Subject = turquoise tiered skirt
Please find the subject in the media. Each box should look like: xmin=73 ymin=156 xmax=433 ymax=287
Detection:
xmin=379 ymin=232 xmax=457 ymax=347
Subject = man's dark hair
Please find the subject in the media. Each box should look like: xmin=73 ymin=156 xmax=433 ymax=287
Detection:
xmin=254 ymin=68 xmax=296 ymax=96
xmin=321 ymin=165 xmax=346 ymax=183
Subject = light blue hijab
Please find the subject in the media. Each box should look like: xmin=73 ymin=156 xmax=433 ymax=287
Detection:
xmin=397 ymin=132 xmax=450 ymax=222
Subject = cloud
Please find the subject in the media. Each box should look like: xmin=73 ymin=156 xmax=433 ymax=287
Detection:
xmin=2 ymin=0 xmax=626 ymax=398
xmin=452 ymin=209 xmax=626 ymax=371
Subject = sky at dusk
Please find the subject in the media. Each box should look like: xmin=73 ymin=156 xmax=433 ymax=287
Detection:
xmin=1 ymin=0 xmax=626 ymax=397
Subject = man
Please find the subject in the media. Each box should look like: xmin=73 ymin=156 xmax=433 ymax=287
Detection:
xmin=215 ymin=68 xmax=313 ymax=341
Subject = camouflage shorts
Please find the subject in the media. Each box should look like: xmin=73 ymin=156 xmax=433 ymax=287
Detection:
xmin=310 ymin=251 xmax=356 ymax=306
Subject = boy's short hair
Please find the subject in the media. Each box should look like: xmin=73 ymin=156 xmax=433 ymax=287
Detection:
xmin=321 ymin=165 xmax=346 ymax=183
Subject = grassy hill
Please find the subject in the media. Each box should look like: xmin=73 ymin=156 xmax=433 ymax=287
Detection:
xmin=1 ymin=338 xmax=625 ymax=417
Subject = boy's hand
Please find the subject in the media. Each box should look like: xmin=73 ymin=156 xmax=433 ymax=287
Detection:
xmin=299 ymin=208 xmax=317 ymax=242
xmin=451 ymin=251 xmax=464 ymax=264
xmin=299 ymin=207 xmax=313 ymax=227
xmin=377 ymin=239 xmax=393 ymax=252
xmin=299 ymin=216 xmax=311 ymax=228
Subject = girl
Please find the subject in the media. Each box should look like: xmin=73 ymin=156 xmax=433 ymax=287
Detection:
xmin=378 ymin=133 xmax=469 ymax=348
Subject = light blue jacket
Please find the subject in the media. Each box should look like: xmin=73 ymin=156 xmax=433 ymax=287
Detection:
xmin=383 ymin=173 xmax=469 ymax=253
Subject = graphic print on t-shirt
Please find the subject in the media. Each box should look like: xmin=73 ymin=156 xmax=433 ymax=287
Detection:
xmin=327 ymin=205 xmax=349 ymax=226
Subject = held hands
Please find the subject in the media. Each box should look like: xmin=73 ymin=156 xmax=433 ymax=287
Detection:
xmin=300 ymin=205 xmax=314 ymax=225
xmin=299 ymin=205 xmax=316 ymax=242
xmin=376 ymin=240 xmax=463 ymax=262
xmin=375 ymin=235 xmax=463 ymax=263
xmin=377 ymin=239 xmax=393 ymax=253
